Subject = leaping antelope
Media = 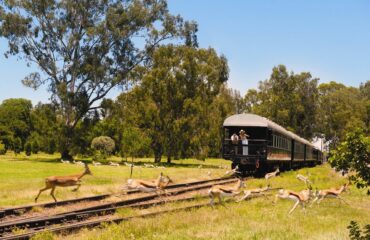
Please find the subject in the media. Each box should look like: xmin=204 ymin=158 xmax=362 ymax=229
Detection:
xmin=237 ymin=185 xmax=271 ymax=202
xmin=109 ymin=162 xmax=120 ymax=167
xmin=61 ymin=159 xmax=70 ymax=164
xmin=310 ymin=183 xmax=349 ymax=206
xmin=225 ymin=165 xmax=241 ymax=176
xmin=208 ymin=178 xmax=245 ymax=207
xmin=35 ymin=164 xmax=92 ymax=202
xmin=123 ymin=173 xmax=173 ymax=196
xmin=265 ymin=168 xmax=280 ymax=181
xmin=274 ymin=187 xmax=313 ymax=214
xmin=296 ymin=174 xmax=311 ymax=186
xmin=92 ymin=161 xmax=102 ymax=166
xmin=73 ymin=160 xmax=84 ymax=165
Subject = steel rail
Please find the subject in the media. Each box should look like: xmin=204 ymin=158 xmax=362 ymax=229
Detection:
xmin=1 ymin=202 xmax=211 ymax=240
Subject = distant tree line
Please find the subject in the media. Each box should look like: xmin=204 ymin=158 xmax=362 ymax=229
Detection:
xmin=0 ymin=70 xmax=367 ymax=162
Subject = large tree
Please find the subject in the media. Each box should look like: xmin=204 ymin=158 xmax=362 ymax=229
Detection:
xmin=114 ymin=45 xmax=228 ymax=162
xmin=245 ymin=65 xmax=319 ymax=139
xmin=0 ymin=0 xmax=194 ymax=159
xmin=0 ymin=98 xmax=33 ymax=150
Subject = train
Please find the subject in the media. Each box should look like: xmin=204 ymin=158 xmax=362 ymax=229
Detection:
xmin=222 ymin=113 xmax=323 ymax=175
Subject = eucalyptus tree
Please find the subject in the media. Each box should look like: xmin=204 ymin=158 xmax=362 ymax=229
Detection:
xmin=136 ymin=45 xmax=229 ymax=162
xmin=0 ymin=0 xmax=195 ymax=159
xmin=245 ymin=65 xmax=319 ymax=139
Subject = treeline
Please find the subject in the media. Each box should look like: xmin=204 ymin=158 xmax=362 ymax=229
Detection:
xmin=0 ymin=65 xmax=368 ymax=162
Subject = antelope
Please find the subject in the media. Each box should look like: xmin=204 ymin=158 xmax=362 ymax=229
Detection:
xmin=61 ymin=159 xmax=70 ymax=164
xmin=310 ymin=183 xmax=349 ymax=206
xmin=237 ymin=185 xmax=271 ymax=202
xmin=265 ymin=168 xmax=280 ymax=181
xmin=144 ymin=163 xmax=155 ymax=168
xmin=35 ymin=164 xmax=92 ymax=202
xmin=123 ymin=173 xmax=173 ymax=196
xmin=296 ymin=174 xmax=311 ymax=186
xmin=92 ymin=161 xmax=102 ymax=166
xmin=109 ymin=161 xmax=120 ymax=167
xmin=208 ymin=178 xmax=245 ymax=206
xmin=124 ymin=162 xmax=134 ymax=167
xmin=274 ymin=187 xmax=313 ymax=214
xmin=225 ymin=165 xmax=241 ymax=176
xmin=73 ymin=160 xmax=84 ymax=165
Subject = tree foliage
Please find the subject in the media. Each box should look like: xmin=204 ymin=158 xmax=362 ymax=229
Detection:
xmin=115 ymin=45 xmax=228 ymax=162
xmin=244 ymin=65 xmax=319 ymax=139
xmin=316 ymin=81 xmax=367 ymax=146
xmin=0 ymin=0 xmax=195 ymax=159
xmin=0 ymin=98 xmax=33 ymax=151
xmin=329 ymin=128 xmax=370 ymax=191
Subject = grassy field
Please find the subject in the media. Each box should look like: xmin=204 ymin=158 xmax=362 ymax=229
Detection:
xmin=0 ymin=152 xmax=229 ymax=206
xmin=0 ymin=153 xmax=369 ymax=239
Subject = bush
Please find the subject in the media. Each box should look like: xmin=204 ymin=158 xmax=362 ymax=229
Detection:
xmin=0 ymin=141 xmax=6 ymax=155
xmin=25 ymin=142 xmax=32 ymax=156
xmin=91 ymin=136 xmax=115 ymax=162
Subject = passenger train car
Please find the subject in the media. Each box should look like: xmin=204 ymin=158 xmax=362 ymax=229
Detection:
xmin=222 ymin=113 xmax=323 ymax=174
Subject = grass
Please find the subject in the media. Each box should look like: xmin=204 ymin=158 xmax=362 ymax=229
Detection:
xmin=0 ymin=152 xmax=369 ymax=239
xmin=0 ymin=152 xmax=229 ymax=206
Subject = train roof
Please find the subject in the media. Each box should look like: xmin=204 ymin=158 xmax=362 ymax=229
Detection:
xmin=223 ymin=113 xmax=314 ymax=147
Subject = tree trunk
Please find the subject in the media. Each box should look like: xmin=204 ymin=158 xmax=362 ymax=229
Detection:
xmin=59 ymin=125 xmax=74 ymax=160
xmin=167 ymin=154 xmax=172 ymax=163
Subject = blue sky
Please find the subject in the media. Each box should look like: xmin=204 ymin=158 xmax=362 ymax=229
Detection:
xmin=1 ymin=0 xmax=369 ymax=104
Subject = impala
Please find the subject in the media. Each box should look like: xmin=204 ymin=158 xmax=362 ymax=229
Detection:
xmin=296 ymin=174 xmax=311 ymax=186
xmin=310 ymin=183 xmax=349 ymax=205
xmin=108 ymin=161 xmax=120 ymax=167
xmin=274 ymin=187 xmax=313 ymax=214
xmin=123 ymin=173 xmax=173 ymax=196
xmin=237 ymin=185 xmax=270 ymax=202
xmin=208 ymin=178 xmax=245 ymax=206
xmin=265 ymin=168 xmax=280 ymax=180
xmin=35 ymin=164 xmax=92 ymax=202
xmin=92 ymin=161 xmax=102 ymax=166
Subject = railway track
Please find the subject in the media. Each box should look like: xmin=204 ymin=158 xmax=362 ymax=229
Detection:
xmin=1 ymin=202 xmax=210 ymax=240
xmin=0 ymin=177 xmax=239 ymax=239
xmin=0 ymin=176 xmax=232 ymax=220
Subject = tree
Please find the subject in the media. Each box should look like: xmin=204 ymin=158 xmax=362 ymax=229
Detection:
xmin=317 ymin=82 xmax=367 ymax=146
xmin=133 ymin=45 xmax=228 ymax=162
xmin=245 ymin=65 xmax=319 ymax=139
xmin=0 ymin=140 xmax=6 ymax=155
xmin=329 ymin=128 xmax=370 ymax=192
xmin=0 ymin=98 xmax=32 ymax=150
xmin=0 ymin=0 xmax=195 ymax=159
xmin=30 ymin=103 xmax=59 ymax=154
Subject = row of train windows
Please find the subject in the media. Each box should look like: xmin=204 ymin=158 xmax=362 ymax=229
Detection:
xmin=294 ymin=143 xmax=305 ymax=153
xmin=272 ymin=135 xmax=291 ymax=150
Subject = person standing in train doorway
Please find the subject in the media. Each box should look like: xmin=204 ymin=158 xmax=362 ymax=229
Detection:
xmin=239 ymin=130 xmax=249 ymax=155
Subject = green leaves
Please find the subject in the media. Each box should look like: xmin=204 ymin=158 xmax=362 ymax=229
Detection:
xmin=329 ymin=128 xmax=370 ymax=191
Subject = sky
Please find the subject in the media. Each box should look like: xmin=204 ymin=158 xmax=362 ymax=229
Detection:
xmin=0 ymin=0 xmax=369 ymax=105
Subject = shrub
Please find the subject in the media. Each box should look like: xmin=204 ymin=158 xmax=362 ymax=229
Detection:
xmin=91 ymin=136 xmax=115 ymax=162
xmin=0 ymin=141 xmax=6 ymax=155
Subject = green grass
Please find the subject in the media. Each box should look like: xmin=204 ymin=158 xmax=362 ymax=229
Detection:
xmin=0 ymin=153 xmax=369 ymax=239
xmin=0 ymin=152 xmax=229 ymax=206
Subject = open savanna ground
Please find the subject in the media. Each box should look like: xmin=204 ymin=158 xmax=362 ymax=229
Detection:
xmin=0 ymin=153 xmax=369 ymax=240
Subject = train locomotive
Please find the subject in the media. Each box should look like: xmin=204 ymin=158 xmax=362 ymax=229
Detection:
xmin=222 ymin=113 xmax=323 ymax=175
